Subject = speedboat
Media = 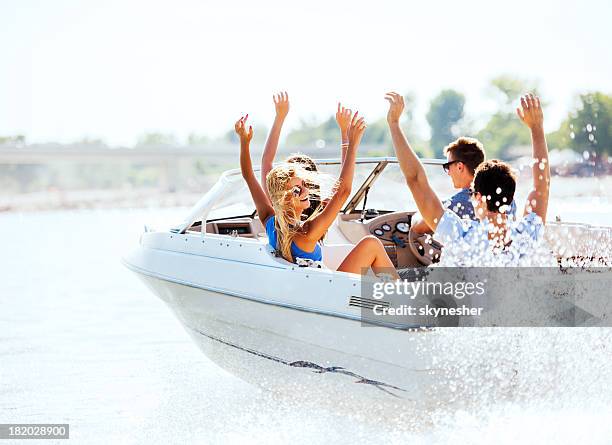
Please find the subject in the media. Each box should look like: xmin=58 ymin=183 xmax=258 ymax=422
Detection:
xmin=123 ymin=157 xmax=612 ymax=409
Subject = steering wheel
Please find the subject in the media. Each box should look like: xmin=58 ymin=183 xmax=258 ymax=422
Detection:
xmin=408 ymin=228 xmax=443 ymax=266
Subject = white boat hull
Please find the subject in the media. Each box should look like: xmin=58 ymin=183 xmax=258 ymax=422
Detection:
xmin=130 ymin=268 xmax=612 ymax=411
xmin=123 ymin=157 xmax=612 ymax=410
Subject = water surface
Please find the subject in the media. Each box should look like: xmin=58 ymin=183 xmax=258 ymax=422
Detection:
xmin=1 ymin=180 xmax=611 ymax=444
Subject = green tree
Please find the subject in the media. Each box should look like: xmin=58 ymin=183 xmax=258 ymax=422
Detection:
xmin=223 ymin=128 xmax=239 ymax=144
xmin=477 ymin=115 xmax=529 ymax=159
xmin=361 ymin=117 xmax=391 ymax=147
xmin=489 ymin=75 xmax=538 ymax=105
xmin=426 ymin=89 xmax=465 ymax=157
xmin=477 ymin=76 xmax=539 ymax=159
xmin=0 ymin=135 xmax=26 ymax=146
xmin=546 ymin=120 xmax=572 ymax=150
xmin=136 ymin=132 xmax=178 ymax=147
xmin=564 ymin=92 xmax=612 ymax=160
xmin=547 ymin=92 xmax=612 ymax=168
xmin=187 ymin=133 xmax=209 ymax=146
xmin=285 ymin=92 xmax=427 ymax=155
xmin=286 ymin=117 xmax=338 ymax=148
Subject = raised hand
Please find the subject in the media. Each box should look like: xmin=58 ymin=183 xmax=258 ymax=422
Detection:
xmin=518 ymin=93 xmax=550 ymax=221
xmin=385 ymin=92 xmax=405 ymax=124
xmin=335 ymin=103 xmax=353 ymax=137
xmin=384 ymin=91 xmax=445 ymax=231
xmin=348 ymin=113 xmax=366 ymax=147
xmin=516 ymin=93 xmax=544 ymax=130
xmin=305 ymin=109 xmax=365 ymax=243
xmin=234 ymin=115 xmax=253 ymax=145
xmin=236 ymin=113 xmax=274 ymax=224
xmin=273 ymin=92 xmax=289 ymax=119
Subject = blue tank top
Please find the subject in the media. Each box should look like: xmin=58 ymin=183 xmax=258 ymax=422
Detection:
xmin=265 ymin=216 xmax=323 ymax=262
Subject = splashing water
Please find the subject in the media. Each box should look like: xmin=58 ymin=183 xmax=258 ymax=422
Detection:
xmin=436 ymin=213 xmax=611 ymax=268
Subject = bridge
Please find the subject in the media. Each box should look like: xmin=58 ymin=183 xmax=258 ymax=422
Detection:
xmin=0 ymin=143 xmax=344 ymax=164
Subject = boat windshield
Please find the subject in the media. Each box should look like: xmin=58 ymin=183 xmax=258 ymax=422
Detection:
xmin=205 ymin=161 xmax=457 ymax=220
xmin=207 ymin=173 xmax=255 ymax=220
xmin=316 ymin=162 xmax=456 ymax=212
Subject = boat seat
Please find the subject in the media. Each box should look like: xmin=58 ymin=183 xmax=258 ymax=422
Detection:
xmin=320 ymin=244 xmax=353 ymax=270
xmin=259 ymin=238 xmax=352 ymax=271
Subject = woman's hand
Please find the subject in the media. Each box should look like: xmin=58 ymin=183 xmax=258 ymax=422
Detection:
xmin=335 ymin=103 xmax=353 ymax=139
xmin=235 ymin=113 xmax=275 ymax=224
xmin=348 ymin=113 xmax=366 ymax=148
xmin=234 ymin=115 xmax=253 ymax=145
xmin=516 ymin=93 xmax=544 ymax=131
xmin=273 ymin=92 xmax=289 ymax=120
xmin=385 ymin=92 xmax=404 ymax=125
xmin=304 ymin=109 xmax=364 ymax=243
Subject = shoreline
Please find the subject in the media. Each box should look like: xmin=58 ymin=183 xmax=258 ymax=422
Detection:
xmin=0 ymin=188 xmax=203 ymax=213
xmin=1 ymin=175 xmax=610 ymax=215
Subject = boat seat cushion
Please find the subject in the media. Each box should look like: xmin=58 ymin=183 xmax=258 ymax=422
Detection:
xmin=262 ymin=240 xmax=352 ymax=271
xmin=320 ymin=244 xmax=353 ymax=270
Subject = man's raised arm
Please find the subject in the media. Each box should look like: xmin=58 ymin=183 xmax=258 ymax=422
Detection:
xmin=516 ymin=94 xmax=550 ymax=223
xmin=385 ymin=92 xmax=445 ymax=230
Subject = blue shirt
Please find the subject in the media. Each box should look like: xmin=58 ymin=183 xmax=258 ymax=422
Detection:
xmin=265 ymin=216 xmax=323 ymax=262
xmin=445 ymin=188 xmax=517 ymax=220
xmin=444 ymin=188 xmax=475 ymax=220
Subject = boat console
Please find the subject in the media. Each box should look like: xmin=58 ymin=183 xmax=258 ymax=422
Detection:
xmin=337 ymin=211 xmax=441 ymax=267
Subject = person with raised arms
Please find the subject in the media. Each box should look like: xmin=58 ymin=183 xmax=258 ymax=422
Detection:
xmin=236 ymin=106 xmax=399 ymax=277
xmin=410 ymin=136 xmax=518 ymax=235
xmin=260 ymin=92 xmax=352 ymax=217
xmin=385 ymin=92 xmax=550 ymax=263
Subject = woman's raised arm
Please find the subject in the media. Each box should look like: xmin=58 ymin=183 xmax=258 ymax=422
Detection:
xmin=261 ymin=92 xmax=289 ymax=197
xmin=235 ymin=115 xmax=275 ymax=223
xmin=305 ymin=109 xmax=365 ymax=242
xmin=335 ymin=102 xmax=352 ymax=163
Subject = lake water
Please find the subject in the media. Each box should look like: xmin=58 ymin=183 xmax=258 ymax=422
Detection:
xmin=1 ymin=178 xmax=611 ymax=444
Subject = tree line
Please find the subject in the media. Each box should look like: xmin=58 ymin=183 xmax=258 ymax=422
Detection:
xmin=285 ymin=76 xmax=611 ymax=163
xmin=2 ymin=76 xmax=610 ymax=164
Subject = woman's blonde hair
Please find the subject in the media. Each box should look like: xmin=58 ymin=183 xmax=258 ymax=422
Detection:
xmin=266 ymin=163 xmax=323 ymax=262
xmin=285 ymin=153 xmax=317 ymax=172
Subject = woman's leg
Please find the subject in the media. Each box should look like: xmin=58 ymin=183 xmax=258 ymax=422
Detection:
xmin=337 ymin=236 xmax=399 ymax=279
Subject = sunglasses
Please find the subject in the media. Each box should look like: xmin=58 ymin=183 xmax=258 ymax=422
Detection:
xmin=442 ymin=160 xmax=462 ymax=173
xmin=291 ymin=180 xmax=310 ymax=197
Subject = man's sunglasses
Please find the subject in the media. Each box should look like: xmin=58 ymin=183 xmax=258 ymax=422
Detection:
xmin=442 ymin=160 xmax=462 ymax=173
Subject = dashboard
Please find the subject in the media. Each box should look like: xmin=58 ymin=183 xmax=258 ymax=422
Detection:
xmin=369 ymin=215 xmax=412 ymax=244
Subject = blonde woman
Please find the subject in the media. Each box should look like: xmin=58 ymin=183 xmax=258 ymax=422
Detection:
xmin=260 ymin=92 xmax=351 ymax=217
xmin=235 ymin=108 xmax=398 ymax=278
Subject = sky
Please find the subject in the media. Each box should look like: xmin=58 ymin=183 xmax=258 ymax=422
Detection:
xmin=1 ymin=0 xmax=611 ymax=146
